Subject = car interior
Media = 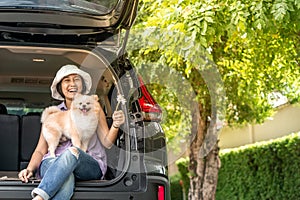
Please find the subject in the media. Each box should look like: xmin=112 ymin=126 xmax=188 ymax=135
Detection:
xmin=0 ymin=45 xmax=125 ymax=182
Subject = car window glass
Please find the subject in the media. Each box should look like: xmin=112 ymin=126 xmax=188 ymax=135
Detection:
xmin=0 ymin=0 xmax=119 ymax=15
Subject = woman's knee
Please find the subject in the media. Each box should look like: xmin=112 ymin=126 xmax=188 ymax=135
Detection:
xmin=68 ymin=146 xmax=80 ymax=159
xmin=60 ymin=146 xmax=81 ymax=160
xmin=56 ymin=147 xmax=81 ymax=167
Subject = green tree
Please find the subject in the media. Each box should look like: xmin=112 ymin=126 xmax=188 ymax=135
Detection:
xmin=128 ymin=0 xmax=300 ymax=199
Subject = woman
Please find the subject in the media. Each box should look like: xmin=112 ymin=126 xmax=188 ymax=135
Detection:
xmin=18 ymin=64 xmax=125 ymax=200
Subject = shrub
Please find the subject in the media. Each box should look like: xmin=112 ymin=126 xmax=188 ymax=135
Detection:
xmin=216 ymin=132 xmax=300 ymax=200
xmin=176 ymin=157 xmax=190 ymax=198
xmin=170 ymin=173 xmax=184 ymax=200
xmin=170 ymin=157 xmax=190 ymax=200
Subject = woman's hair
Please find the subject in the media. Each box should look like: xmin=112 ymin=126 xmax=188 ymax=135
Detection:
xmin=56 ymin=81 xmax=65 ymax=100
xmin=56 ymin=76 xmax=87 ymax=99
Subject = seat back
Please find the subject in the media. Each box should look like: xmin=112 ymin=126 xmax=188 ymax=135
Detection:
xmin=0 ymin=114 xmax=20 ymax=170
xmin=0 ymin=104 xmax=7 ymax=114
xmin=20 ymin=115 xmax=41 ymax=170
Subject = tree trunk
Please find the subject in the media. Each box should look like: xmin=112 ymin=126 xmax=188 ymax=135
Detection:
xmin=188 ymin=102 xmax=221 ymax=200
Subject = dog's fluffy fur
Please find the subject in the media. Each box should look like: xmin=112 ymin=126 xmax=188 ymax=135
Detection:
xmin=41 ymin=94 xmax=100 ymax=157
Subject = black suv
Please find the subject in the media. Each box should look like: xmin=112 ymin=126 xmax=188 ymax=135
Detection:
xmin=0 ymin=0 xmax=170 ymax=199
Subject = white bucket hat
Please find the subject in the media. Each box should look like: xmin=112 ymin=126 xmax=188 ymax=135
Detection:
xmin=51 ymin=64 xmax=92 ymax=100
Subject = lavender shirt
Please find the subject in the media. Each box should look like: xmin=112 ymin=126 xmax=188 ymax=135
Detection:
xmin=41 ymin=102 xmax=107 ymax=179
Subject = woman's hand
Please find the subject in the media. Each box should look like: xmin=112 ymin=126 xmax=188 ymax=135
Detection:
xmin=18 ymin=168 xmax=33 ymax=183
xmin=112 ymin=110 xmax=125 ymax=128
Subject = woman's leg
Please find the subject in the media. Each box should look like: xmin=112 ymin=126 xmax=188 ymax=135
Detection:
xmin=51 ymin=173 xmax=75 ymax=200
xmin=73 ymin=148 xmax=102 ymax=180
xmin=31 ymin=147 xmax=102 ymax=200
xmin=31 ymin=151 xmax=76 ymax=200
xmin=32 ymin=175 xmax=74 ymax=200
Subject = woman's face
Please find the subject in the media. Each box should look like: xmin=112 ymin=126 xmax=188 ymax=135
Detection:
xmin=60 ymin=74 xmax=83 ymax=100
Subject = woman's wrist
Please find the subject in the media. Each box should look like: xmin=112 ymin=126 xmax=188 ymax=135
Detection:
xmin=26 ymin=168 xmax=34 ymax=174
xmin=112 ymin=124 xmax=119 ymax=129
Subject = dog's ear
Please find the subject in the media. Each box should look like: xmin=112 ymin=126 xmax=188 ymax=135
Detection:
xmin=92 ymin=95 xmax=99 ymax=101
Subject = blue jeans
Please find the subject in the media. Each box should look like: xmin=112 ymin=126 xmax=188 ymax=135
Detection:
xmin=31 ymin=147 xmax=103 ymax=200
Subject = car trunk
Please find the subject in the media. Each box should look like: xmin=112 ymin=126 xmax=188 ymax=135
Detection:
xmin=0 ymin=43 xmax=147 ymax=197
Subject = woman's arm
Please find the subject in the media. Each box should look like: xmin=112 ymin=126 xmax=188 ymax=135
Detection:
xmin=18 ymin=132 xmax=48 ymax=182
xmin=97 ymin=106 xmax=124 ymax=149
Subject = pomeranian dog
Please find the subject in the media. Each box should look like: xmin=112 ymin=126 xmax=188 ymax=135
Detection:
xmin=41 ymin=93 xmax=100 ymax=157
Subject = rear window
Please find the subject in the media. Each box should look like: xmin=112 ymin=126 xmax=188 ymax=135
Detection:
xmin=0 ymin=0 xmax=119 ymax=15
xmin=0 ymin=98 xmax=44 ymax=115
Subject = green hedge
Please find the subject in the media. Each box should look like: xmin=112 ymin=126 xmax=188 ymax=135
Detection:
xmin=170 ymin=157 xmax=190 ymax=200
xmin=176 ymin=157 xmax=190 ymax=199
xmin=216 ymin=132 xmax=300 ymax=200
xmin=170 ymin=173 xmax=184 ymax=200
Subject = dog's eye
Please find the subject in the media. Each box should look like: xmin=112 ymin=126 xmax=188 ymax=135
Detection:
xmin=87 ymin=102 xmax=90 ymax=105
xmin=79 ymin=103 xmax=82 ymax=105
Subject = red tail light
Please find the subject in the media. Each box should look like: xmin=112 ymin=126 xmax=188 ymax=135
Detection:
xmin=158 ymin=185 xmax=165 ymax=200
xmin=138 ymin=76 xmax=162 ymax=121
